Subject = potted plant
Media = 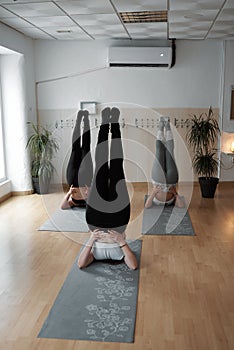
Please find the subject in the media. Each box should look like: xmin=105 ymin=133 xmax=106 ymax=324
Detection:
xmin=186 ymin=107 xmax=221 ymax=198
xmin=26 ymin=122 xmax=59 ymax=194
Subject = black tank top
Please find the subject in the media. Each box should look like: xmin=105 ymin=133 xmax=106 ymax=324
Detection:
xmin=71 ymin=197 xmax=86 ymax=207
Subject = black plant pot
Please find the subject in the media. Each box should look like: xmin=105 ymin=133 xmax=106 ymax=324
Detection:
xmin=32 ymin=177 xmax=40 ymax=194
xmin=199 ymin=177 xmax=219 ymax=198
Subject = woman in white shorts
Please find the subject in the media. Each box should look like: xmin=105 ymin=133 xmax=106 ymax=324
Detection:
xmin=78 ymin=107 xmax=138 ymax=270
xmin=145 ymin=117 xmax=185 ymax=209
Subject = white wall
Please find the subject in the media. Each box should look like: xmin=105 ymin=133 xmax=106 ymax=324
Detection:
xmin=1 ymin=28 xmax=232 ymax=190
xmin=0 ymin=22 xmax=37 ymax=193
xmin=34 ymin=39 xmax=226 ymax=185
xmin=35 ymin=40 xmax=222 ymax=109
xmin=0 ymin=22 xmax=36 ymax=121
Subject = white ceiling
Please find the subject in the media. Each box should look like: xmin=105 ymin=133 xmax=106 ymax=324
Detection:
xmin=0 ymin=0 xmax=234 ymax=41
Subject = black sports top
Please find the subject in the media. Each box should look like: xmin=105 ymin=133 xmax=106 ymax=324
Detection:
xmin=71 ymin=197 xmax=86 ymax=207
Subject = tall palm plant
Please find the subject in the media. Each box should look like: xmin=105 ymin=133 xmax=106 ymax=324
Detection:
xmin=26 ymin=122 xmax=59 ymax=193
xmin=186 ymin=107 xmax=221 ymax=197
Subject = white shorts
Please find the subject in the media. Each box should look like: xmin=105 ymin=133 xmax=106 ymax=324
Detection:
xmin=152 ymin=181 xmax=176 ymax=192
xmin=153 ymin=196 xmax=175 ymax=206
xmin=92 ymin=241 xmax=124 ymax=261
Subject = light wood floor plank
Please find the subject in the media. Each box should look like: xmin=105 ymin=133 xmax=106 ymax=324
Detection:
xmin=0 ymin=182 xmax=234 ymax=350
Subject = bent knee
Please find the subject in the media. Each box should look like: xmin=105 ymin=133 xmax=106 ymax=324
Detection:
xmin=77 ymin=262 xmax=85 ymax=269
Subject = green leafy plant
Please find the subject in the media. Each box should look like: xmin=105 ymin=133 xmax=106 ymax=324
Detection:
xmin=26 ymin=122 xmax=59 ymax=183
xmin=186 ymin=107 xmax=221 ymax=178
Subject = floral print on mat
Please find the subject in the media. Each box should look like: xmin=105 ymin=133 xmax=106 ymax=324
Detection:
xmin=84 ymin=263 xmax=136 ymax=341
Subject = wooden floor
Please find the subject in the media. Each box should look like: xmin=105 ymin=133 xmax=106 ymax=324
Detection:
xmin=0 ymin=182 xmax=234 ymax=350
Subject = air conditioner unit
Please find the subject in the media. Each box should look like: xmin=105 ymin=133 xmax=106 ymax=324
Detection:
xmin=108 ymin=46 xmax=173 ymax=68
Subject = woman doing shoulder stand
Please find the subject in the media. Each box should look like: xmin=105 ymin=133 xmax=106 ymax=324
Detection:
xmin=145 ymin=117 xmax=185 ymax=209
xmin=61 ymin=110 xmax=93 ymax=209
xmin=78 ymin=107 xmax=138 ymax=270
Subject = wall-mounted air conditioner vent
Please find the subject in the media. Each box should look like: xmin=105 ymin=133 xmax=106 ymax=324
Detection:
xmin=108 ymin=46 xmax=172 ymax=68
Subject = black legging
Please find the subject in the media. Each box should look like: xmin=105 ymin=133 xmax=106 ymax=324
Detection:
xmin=86 ymin=108 xmax=130 ymax=233
xmin=66 ymin=110 xmax=93 ymax=187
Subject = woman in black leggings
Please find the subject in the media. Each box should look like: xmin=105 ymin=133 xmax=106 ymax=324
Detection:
xmin=61 ymin=110 xmax=93 ymax=209
xmin=78 ymin=107 xmax=137 ymax=270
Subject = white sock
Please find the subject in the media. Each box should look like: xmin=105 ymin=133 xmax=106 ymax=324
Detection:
xmin=157 ymin=130 xmax=165 ymax=142
xmin=165 ymin=130 xmax=173 ymax=141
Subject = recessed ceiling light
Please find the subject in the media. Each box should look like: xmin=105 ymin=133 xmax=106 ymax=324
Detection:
xmin=119 ymin=11 xmax=168 ymax=23
xmin=56 ymin=29 xmax=72 ymax=33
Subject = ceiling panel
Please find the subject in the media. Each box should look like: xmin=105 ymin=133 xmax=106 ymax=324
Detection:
xmin=40 ymin=24 xmax=92 ymax=39
xmin=56 ymin=0 xmax=114 ymax=15
xmin=169 ymin=0 xmax=225 ymax=11
xmin=19 ymin=26 xmax=55 ymax=39
xmin=0 ymin=0 xmax=49 ymax=3
xmin=0 ymin=0 xmax=234 ymax=40
xmin=71 ymin=13 xmax=122 ymax=26
xmin=111 ymin=0 xmax=167 ymax=12
xmin=2 ymin=2 xmax=64 ymax=17
xmin=207 ymin=21 xmax=234 ymax=39
xmin=169 ymin=9 xmax=218 ymax=23
xmin=24 ymin=15 xmax=75 ymax=27
xmin=170 ymin=22 xmax=212 ymax=39
xmin=1 ymin=16 xmax=35 ymax=29
xmin=0 ymin=6 xmax=15 ymax=17
xmin=126 ymin=22 xmax=168 ymax=40
xmin=71 ymin=13 xmax=128 ymax=39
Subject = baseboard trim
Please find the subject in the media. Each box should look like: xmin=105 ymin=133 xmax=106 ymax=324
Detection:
xmin=0 ymin=190 xmax=34 ymax=204
xmin=0 ymin=192 xmax=12 ymax=204
xmin=11 ymin=190 xmax=34 ymax=196
xmin=1 ymin=181 xmax=232 ymax=204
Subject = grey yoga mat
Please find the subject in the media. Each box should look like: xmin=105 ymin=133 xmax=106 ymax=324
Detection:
xmin=38 ymin=240 xmax=142 ymax=343
xmin=142 ymin=195 xmax=195 ymax=235
xmin=38 ymin=207 xmax=89 ymax=232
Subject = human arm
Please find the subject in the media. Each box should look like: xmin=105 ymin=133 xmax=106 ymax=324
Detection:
xmin=60 ymin=185 xmax=89 ymax=209
xmin=175 ymin=195 xmax=185 ymax=208
xmin=60 ymin=185 xmax=75 ymax=209
xmin=108 ymin=230 xmax=138 ymax=270
xmin=145 ymin=185 xmax=161 ymax=208
xmin=169 ymin=186 xmax=185 ymax=208
xmin=77 ymin=230 xmax=104 ymax=269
